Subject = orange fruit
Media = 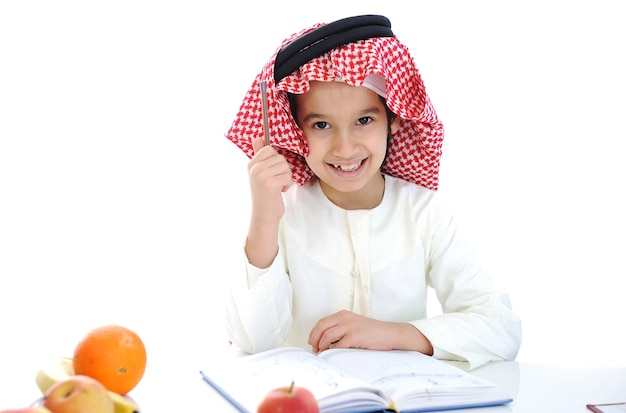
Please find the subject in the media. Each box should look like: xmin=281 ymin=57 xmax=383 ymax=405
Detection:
xmin=72 ymin=324 xmax=147 ymax=395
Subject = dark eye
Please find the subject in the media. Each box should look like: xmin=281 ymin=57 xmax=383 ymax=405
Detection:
xmin=312 ymin=121 xmax=329 ymax=130
xmin=357 ymin=116 xmax=373 ymax=125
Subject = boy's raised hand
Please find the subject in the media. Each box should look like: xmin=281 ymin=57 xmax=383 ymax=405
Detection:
xmin=245 ymin=137 xmax=293 ymax=268
xmin=248 ymin=137 xmax=293 ymax=223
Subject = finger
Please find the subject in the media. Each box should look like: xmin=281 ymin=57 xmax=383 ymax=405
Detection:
xmin=308 ymin=320 xmax=329 ymax=353
xmin=309 ymin=311 xmax=348 ymax=352
xmin=309 ymin=320 xmax=343 ymax=353
xmin=317 ymin=326 xmax=344 ymax=352
xmin=249 ymin=155 xmax=292 ymax=185
xmin=252 ymin=137 xmax=266 ymax=155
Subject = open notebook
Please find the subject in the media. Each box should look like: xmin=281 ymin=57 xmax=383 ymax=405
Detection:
xmin=200 ymin=347 xmax=513 ymax=413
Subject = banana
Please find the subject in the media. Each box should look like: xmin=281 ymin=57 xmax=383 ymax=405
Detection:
xmin=107 ymin=391 xmax=140 ymax=413
xmin=35 ymin=357 xmax=141 ymax=413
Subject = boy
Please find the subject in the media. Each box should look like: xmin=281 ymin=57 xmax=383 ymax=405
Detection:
xmin=224 ymin=15 xmax=521 ymax=369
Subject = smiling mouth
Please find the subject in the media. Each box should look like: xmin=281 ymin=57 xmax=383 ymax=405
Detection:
xmin=330 ymin=160 xmax=364 ymax=172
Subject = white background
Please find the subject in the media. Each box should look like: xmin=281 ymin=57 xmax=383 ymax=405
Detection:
xmin=1 ymin=0 xmax=625 ymax=408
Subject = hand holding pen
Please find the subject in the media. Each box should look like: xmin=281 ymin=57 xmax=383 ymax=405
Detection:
xmin=245 ymin=80 xmax=293 ymax=268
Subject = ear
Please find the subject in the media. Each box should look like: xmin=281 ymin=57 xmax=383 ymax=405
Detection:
xmin=389 ymin=115 xmax=401 ymax=135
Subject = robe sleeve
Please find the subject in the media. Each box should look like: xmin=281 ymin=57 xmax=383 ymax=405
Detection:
xmin=225 ymin=248 xmax=293 ymax=354
xmin=411 ymin=199 xmax=522 ymax=370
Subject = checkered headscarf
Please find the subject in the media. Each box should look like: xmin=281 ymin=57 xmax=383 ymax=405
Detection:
xmin=225 ymin=19 xmax=445 ymax=191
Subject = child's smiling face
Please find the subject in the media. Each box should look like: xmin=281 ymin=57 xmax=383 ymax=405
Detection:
xmin=295 ymin=80 xmax=400 ymax=209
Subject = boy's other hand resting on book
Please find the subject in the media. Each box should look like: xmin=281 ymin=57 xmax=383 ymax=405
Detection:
xmin=308 ymin=310 xmax=434 ymax=355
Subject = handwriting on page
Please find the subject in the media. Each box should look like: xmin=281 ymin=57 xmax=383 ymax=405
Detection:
xmin=236 ymin=347 xmax=384 ymax=402
xmin=250 ymin=350 xmax=346 ymax=390
xmin=321 ymin=349 xmax=491 ymax=398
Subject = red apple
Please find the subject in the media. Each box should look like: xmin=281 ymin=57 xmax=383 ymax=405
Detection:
xmin=0 ymin=408 xmax=52 ymax=413
xmin=257 ymin=381 xmax=319 ymax=413
xmin=42 ymin=375 xmax=113 ymax=413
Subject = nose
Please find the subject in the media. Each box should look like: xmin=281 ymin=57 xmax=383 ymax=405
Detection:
xmin=331 ymin=129 xmax=358 ymax=158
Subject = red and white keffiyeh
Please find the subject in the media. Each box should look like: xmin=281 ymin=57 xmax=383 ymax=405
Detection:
xmin=225 ymin=20 xmax=445 ymax=191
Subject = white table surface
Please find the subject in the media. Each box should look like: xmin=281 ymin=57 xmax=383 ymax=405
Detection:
xmin=132 ymin=351 xmax=626 ymax=412
xmin=2 ymin=348 xmax=624 ymax=412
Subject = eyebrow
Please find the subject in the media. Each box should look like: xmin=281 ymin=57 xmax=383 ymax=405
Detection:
xmin=300 ymin=106 xmax=382 ymax=123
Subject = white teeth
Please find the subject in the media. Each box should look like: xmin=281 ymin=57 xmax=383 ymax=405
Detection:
xmin=332 ymin=161 xmax=362 ymax=172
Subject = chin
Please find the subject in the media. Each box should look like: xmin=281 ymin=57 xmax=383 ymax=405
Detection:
xmin=321 ymin=169 xmax=385 ymax=208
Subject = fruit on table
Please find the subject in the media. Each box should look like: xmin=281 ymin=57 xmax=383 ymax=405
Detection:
xmin=42 ymin=375 xmax=114 ymax=413
xmin=35 ymin=357 xmax=140 ymax=413
xmin=105 ymin=392 xmax=140 ymax=413
xmin=73 ymin=325 xmax=146 ymax=395
xmin=35 ymin=357 xmax=74 ymax=394
xmin=257 ymin=381 xmax=319 ymax=413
